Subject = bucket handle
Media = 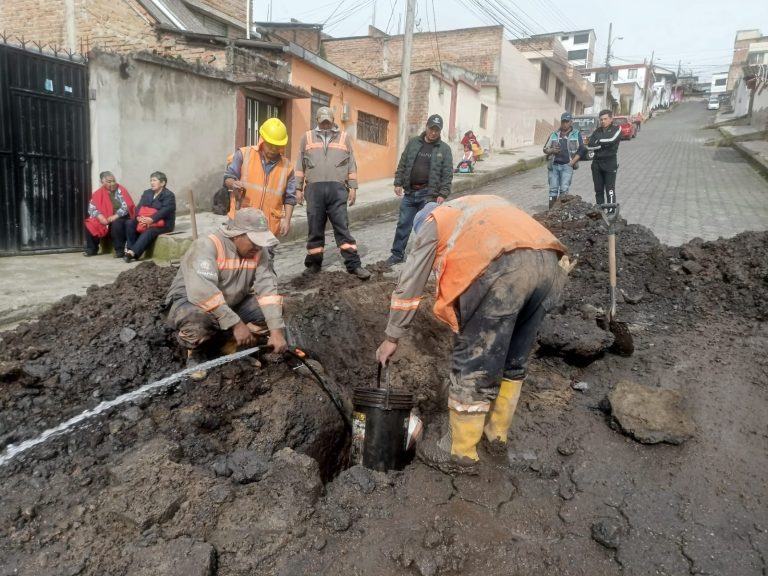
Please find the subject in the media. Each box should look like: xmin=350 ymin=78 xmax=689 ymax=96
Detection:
xmin=376 ymin=363 xmax=393 ymax=409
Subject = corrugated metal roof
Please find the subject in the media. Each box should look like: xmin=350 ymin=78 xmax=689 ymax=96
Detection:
xmin=137 ymin=0 xmax=210 ymax=34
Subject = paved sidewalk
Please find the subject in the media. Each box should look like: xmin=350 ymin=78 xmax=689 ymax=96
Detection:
xmin=0 ymin=144 xmax=545 ymax=328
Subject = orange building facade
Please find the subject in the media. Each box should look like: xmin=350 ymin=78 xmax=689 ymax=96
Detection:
xmin=285 ymin=53 xmax=399 ymax=184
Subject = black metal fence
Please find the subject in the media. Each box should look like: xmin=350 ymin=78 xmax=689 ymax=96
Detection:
xmin=0 ymin=37 xmax=90 ymax=255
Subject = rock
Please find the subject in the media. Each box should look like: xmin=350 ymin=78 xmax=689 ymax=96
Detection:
xmin=572 ymin=381 xmax=589 ymax=391
xmin=556 ymin=438 xmax=578 ymax=456
xmin=591 ymin=518 xmax=623 ymax=549
xmin=580 ymin=303 xmax=602 ymax=320
xmin=21 ymin=361 xmax=49 ymax=381
xmin=538 ymin=314 xmax=615 ymax=360
xmin=343 ymin=465 xmax=376 ymax=494
xmin=212 ymin=458 xmax=231 ymax=478
xmin=0 ymin=360 xmax=22 ymax=381
xmin=121 ymin=406 xmax=143 ymax=423
xmin=126 ymin=537 xmax=216 ymax=576
xmin=607 ymin=380 xmax=696 ymax=445
xmin=681 ymin=260 xmax=703 ymax=275
xmin=226 ymin=449 xmax=269 ymax=484
xmin=119 ymin=327 xmax=137 ymax=343
xmin=322 ymin=504 xmax=352 ymax=532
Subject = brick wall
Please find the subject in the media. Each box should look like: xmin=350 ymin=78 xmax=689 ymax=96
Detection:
xmin=323 ymin=26 xmax=504 ymax=80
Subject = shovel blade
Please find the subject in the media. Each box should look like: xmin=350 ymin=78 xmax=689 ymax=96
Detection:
xmin=608 ymin=321 xmax=634 ymax=356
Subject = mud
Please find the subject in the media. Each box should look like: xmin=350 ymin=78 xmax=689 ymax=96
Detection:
xmin=1 ymin=197 xmax=767 ymax=575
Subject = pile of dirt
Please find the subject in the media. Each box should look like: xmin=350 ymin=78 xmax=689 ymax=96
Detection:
xmin=1 ymin=198 xmax=766 ymax=576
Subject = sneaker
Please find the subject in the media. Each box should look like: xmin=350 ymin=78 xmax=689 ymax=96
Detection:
xmin=350 ymin=267 xmax=371 ymax=280
xmin=186 ymin=349 xmax=207 ymax=381
xmin=114 ymin=251 xmax=125 ymax=259
xmin=385 ymin=255 xmax=404 ymax=266
xmin=124 ymin=250 xmax=135 ymax=263
xmin=303 ymin=264 xmax=321 ymax=276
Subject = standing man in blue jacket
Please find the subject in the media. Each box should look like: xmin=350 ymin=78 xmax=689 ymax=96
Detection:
xmin=544 ymin=112 xmax=587 ymax=209
xmin=387 ymin=114 xmax=453 ymax=266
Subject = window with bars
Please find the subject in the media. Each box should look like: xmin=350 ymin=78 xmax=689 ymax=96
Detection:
xmin=311 ymin=89 xmax=332 ymax=123
xmin=357 ymin=111 xmax=388 ymax=145
xmin=568 ymin=49 xmax=588 ymax=61
xmin=574 ymin=33 xmax=589 ymax=44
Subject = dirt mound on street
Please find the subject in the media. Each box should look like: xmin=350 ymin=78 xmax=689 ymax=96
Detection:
xmin=1 ymin=197 xmax=766 ymax=576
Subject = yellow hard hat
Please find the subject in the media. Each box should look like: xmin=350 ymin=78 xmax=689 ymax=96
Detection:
xmin=259 ymin=118 xmax=288 ymax=146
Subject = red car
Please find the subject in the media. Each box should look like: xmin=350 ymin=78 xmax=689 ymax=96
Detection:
xmin=613 ymin=116 xmax=636 ymax=140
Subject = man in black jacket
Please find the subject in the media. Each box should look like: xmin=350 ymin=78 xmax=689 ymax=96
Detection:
xmin=387 ymin=114 xmax=453 ymax=265
xmin=588 ymin=109 xmax=622 ymax=213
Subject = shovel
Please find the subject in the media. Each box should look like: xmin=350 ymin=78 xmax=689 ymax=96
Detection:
xmin=599 ymin=203 xmax=634 ymax=356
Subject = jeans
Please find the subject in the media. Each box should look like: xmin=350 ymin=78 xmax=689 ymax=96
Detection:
xmin=548 ymin=163 xmax=574 ymax=200
xmin=390 ymin=189 xmax=433 ymax=261
xmin=449 ymin=250 xmax=565 ymax=406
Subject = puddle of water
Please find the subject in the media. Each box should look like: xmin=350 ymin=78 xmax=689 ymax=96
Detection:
xmin=0 ymin=345 xmax=265 ymax=467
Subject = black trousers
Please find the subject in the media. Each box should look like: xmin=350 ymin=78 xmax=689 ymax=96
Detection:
xmin=591 ymin=161 xmax=618 ymax=205
xmin=84 ymin=217 xmax=129 ymax=255
xmin=304 ymin=181 xmax=361 ymax=272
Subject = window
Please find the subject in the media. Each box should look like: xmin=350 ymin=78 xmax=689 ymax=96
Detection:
xmin=574 ymin=33 xmax=590 ymax=44
xmin=568 ymin=49 xmax=588 ymax=61
xmin=554 ymin=79 xmax=564 ymax=104
xmin=628 ymin=69 xmax=638 ymax=79
xmin=311 ymin=89 xmax=332 ymax=123
xmin=565 ymin=90 xmax=575 ymax=112
xmin=357 ymin=111 xmax=388 ymax=145
xmin=540 ymin=65 xmax=550 ymax=93
xmin=561 ymin=35 xmax=570 ymax=41
xmin=714 ymin=78 xmax=727 ymax=86
xmin=246 ymin=96 xmax=281 ymax=146
xmin=480 ymin=104 xmax=488 ymax=129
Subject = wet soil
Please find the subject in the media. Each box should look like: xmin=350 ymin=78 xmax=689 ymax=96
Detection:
xmin=1 ymin=197 xmax=767 ymax=576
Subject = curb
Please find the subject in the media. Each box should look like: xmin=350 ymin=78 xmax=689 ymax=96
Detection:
xmin=150 ymin=155 xmax=548 ymax=263
xmin=731 ymin=141 xmax=768 ymax=180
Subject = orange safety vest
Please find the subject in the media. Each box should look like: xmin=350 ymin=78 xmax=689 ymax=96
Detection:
xmin=430 ymin=195 xmax=567 ymax=332
xmin=228 ymin=144 xmax=292 ymax=235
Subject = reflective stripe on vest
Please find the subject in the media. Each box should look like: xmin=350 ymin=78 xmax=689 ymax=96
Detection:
xmin=228 ymin=146 xmax=290 ymax=235
xmin=208 ymin=234 xmax=261 ymax=270
xmin=431 ymin=195 xmax=567 ymax=332
xmin=304 ymin=130 xmax=350 ymax=152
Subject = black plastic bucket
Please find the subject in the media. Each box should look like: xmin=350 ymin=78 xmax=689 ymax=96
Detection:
xmin=351 ymin=366 xmax=414 ymax=472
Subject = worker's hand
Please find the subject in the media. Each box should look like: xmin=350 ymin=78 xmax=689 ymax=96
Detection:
xmin=296 ymin=189 xmax=304 ymax=205
xmin=233 ymin=321 xmax=256 ymax=347
xmin=278 ymin=218 xmax=290 ymax=237
xmin=268 ymin=329 xmax=287 ymax=354
xmin=376 ymin=339 xmax=398 ymax=366
xmin=394 ymin=186 xmax=404 ymax=197
xmin=436 ymin=196 xmax=445 ymax=205
xmin=347 ymin=188 xmax=357 ymax=206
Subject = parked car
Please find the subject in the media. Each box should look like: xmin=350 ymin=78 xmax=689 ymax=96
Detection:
xmin=572 ymin=114 xmax=598 ymax=159
xmin=707 ymin=95 xmax=720 ymax=110
xmin=613 ymin=116 xmax=636 ymax=140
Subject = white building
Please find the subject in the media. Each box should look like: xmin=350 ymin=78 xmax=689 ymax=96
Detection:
xmin=529 ymin=29 xmax=596 ymax=68
xmin=710 ymin=72 xmax=728 ymax=95
xmin=582 ymin=63 xmax=676 ymax=115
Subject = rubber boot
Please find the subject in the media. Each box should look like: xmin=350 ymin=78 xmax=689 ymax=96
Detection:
xmin=187 ymin=349 xmax=208 ymax=381
xmin=418 ymin=410 xmax=486 ymax=475
xmin=483 ymin=378 xmax=523 ymax=452
xmin=548 ymin=197 xmax=556 ymax=209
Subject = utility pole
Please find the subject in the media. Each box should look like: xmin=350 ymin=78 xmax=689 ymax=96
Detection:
xmin=371 ymin=0 xmax=376 ymax=28
xmin=643 ymin=50 xmax=654 ymax=115
xmin=246 ymin=0 xmax=251 ymax=39
xmin=602 ymin=22 xmax=612 ymax=112
xmin=397 ymin=0 xmax=416 ymax=157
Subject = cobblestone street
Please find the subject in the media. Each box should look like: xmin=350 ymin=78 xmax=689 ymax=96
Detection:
xmin=276 ymin=101 xmax=768 ymax=277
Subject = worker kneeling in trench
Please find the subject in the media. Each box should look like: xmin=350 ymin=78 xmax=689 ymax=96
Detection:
xmin=164 ymin=208 xmax=288 ymax=380
xmin=376 ymin=195 xmax=573 ymax=475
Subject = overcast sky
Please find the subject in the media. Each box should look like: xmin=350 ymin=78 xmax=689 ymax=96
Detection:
xmin=263 ymin=0 xmax=768 ymax=81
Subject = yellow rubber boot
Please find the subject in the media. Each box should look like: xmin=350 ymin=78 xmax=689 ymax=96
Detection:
xmin=449 ymin=410 xmax=487 ymax=462
xmin=484 ymin=378 xmax=523 ymax=443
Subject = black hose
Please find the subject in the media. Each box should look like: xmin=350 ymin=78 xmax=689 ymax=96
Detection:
xmin=283 ymin=349 xmax=352 ymax=431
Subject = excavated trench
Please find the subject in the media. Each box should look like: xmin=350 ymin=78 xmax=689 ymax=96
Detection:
xmin=1 ymin=197 xmax=767 ymax=576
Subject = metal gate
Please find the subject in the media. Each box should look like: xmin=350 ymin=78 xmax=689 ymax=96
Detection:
xmin=0 ymin=42 xmax=90 ymax=255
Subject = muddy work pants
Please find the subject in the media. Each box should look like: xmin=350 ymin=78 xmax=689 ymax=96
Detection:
xmin=166 ymin=295 xmax=266 ymax=350
xmin=448 ymin=249 xmax=565 ymax=409
xmin=304 ymin=182 xmax=361 ymax=272
xmin=591 ymin=161 xmax=618 ymax=206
